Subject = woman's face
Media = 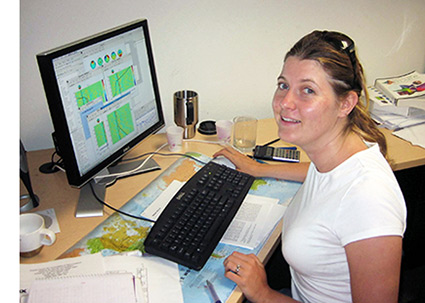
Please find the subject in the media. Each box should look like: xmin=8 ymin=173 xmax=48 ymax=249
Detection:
xmin=272 ymin=56 xmax=348 ymax=152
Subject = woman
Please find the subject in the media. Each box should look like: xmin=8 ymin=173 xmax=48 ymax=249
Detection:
xmin=214 ymin=31 xmax=406 ymax=303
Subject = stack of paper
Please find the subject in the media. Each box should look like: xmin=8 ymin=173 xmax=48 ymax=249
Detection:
xmin=20 ymin=252 xmax=183 ymax=303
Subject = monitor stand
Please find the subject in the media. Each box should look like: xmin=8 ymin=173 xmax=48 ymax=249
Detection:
xmin=76 ymin=179 xmax=106 ymax=218
xmin=75 ymin=158 xmax=161 ymax=218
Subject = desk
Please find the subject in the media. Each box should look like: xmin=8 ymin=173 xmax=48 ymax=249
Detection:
xmin=20 ymin=118 xmax=425 ymax=302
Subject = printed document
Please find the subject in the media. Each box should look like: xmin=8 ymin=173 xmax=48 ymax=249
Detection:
xmin=221 ymin=195 xmax=285 ymax=249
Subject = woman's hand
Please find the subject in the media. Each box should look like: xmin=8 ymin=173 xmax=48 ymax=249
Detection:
xmin=223 ymin=252 xmax=301 ymax=303
xmin=213 ymin=147 xmax=264 ymax=177
xmin=213 ymin=147 xmax=309 ymax=182
xmin=223 ymin=252 xmax=271 ymax=302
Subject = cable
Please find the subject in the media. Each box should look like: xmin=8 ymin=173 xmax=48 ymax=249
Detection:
xmin=39 ymin=151 xmax=66 ymax=174
xmin=89 ymin=181 xmax=156 ymax=223
xmin=94 ymin=142 xmax=169 ymax=181
xmin=88 ymin=150 xmax=209 ymax=223
xmin=94 ymin=140 xmax=215 ymax=180
xmin=124 ymin=151 xmax=208 ymax=165
xmin=95 ymin=143 xmax=210 ymax=181
xmin=120 ymin=138 xmax=225 ymax=164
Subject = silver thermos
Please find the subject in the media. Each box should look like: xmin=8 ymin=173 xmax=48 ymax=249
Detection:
xmin=174 ymin=90 xmax=199 ymax=139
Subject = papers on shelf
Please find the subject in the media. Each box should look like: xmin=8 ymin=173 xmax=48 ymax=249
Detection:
xmin=20 ymin=252 xmax=183 ymax=303
xmin=143 ymin=181 xmax=285 ymax=250
xmin=393 ymin=123 xmax=425 ymax=149
xmin=368 ymin=86 xmax=425 ymax=148
xmin=368 ymin=86 xmax=425 ymax=130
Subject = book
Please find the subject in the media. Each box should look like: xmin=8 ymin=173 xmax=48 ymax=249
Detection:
xmin=374 ymin=71 xmax=425 ymax=110
xmin=368 ymin=86 xmax=425 ymax=116
xmin=368 ymin=86 xmax=410 ymax=117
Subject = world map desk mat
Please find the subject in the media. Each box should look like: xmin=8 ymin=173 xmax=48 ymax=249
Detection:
xmin=62 ymin=152 xmax=301 ymax=303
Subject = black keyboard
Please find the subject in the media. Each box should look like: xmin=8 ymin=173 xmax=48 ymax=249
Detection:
xmin=144 ymin=161 xmax=255 ymax=270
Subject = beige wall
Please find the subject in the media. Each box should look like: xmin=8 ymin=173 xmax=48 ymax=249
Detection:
xmin=20 ymin=0 xmax=425 ymax=150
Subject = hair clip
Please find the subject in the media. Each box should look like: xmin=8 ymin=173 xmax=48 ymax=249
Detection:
xmin=340 ymin=38 xmax=359 ymax=89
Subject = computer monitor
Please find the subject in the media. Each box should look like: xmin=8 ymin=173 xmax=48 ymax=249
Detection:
xmin=36 ymin=19 xmax=165 ymax=217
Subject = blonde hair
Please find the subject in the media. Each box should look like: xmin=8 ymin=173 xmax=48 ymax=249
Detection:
xmin=285 ymin=30 xmax=388 ymax=159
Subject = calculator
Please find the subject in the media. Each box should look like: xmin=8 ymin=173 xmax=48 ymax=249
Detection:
xmin=253 ymin=146 xmax=300 ymax=163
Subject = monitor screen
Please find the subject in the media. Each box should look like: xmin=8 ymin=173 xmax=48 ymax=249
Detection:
xmin=37 ymin=19 xmax=164 ymax=191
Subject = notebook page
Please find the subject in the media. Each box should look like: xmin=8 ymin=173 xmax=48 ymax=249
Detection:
xmin=28 ymin=273 xmax=136 ymax=303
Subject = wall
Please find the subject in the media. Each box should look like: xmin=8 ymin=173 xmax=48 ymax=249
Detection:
xmin=20 ymin=0 xmax=425 ymax=151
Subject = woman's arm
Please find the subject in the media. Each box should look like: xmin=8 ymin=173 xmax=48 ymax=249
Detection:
xmin=345 ymin=236 xmax=403 ymax=303
xmin=213 ymin=147 xmax=309 ymax=182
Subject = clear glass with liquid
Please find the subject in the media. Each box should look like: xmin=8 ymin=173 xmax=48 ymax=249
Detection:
xmin=232 ymin=116 xmax=257 ymax=153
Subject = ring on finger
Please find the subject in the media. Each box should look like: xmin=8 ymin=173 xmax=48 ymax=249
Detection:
xmin=235 ymin=264 xmax=241 ymax=273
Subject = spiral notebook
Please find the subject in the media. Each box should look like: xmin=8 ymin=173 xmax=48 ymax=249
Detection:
xmin=27 ymin=272 xmax=137 ymax=303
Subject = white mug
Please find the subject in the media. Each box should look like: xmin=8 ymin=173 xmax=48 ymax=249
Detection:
xmin=20 ymin=213 xmax=56 ymax=257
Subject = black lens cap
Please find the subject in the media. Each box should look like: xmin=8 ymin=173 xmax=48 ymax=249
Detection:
xmin=198 ymin=120 xmax=216 ymax=135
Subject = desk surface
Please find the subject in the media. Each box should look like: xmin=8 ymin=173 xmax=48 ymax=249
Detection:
xmin=20 ymin=118 xmax=425 ymax=302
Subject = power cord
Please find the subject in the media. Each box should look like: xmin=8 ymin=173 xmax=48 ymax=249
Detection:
xmin=88 ymin=150 xmax=208 ymax=222
xmin=94 ymin=142 xmax=168 ymax=181
xmin=122 ymin=151 xmax=208 ymax=165
xmin=39 ymin=151 xmax=65 ymax=174
xmin=89 ymin=181 xmax=156 ymax=223
xmin=93 ymin=140 xmax=216 ymax=181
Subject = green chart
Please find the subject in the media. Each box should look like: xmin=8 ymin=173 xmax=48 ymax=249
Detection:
xmin=94 ymin=121 xmax=108 ymax=148
xmin=109 ymin=66 xmax=136 ymax=97
xmin=107 ymin=103 xmax=134 ymax=144
xmin=75 ymin=81 xmax=106 ymax=108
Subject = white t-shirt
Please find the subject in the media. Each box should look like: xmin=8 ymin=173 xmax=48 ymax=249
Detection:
xmin=282 ymin=143 xmax=406 ymax=303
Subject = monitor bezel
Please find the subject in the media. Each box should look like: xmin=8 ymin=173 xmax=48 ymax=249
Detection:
xmin=36 ymin=19 xmax=165 ymax=188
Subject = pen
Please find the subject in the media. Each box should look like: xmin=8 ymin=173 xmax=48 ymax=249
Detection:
xmin=206 ymin=280 xmax=222 ymax=303
xmin=263 ymin=138 xmax=280 ymax=146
